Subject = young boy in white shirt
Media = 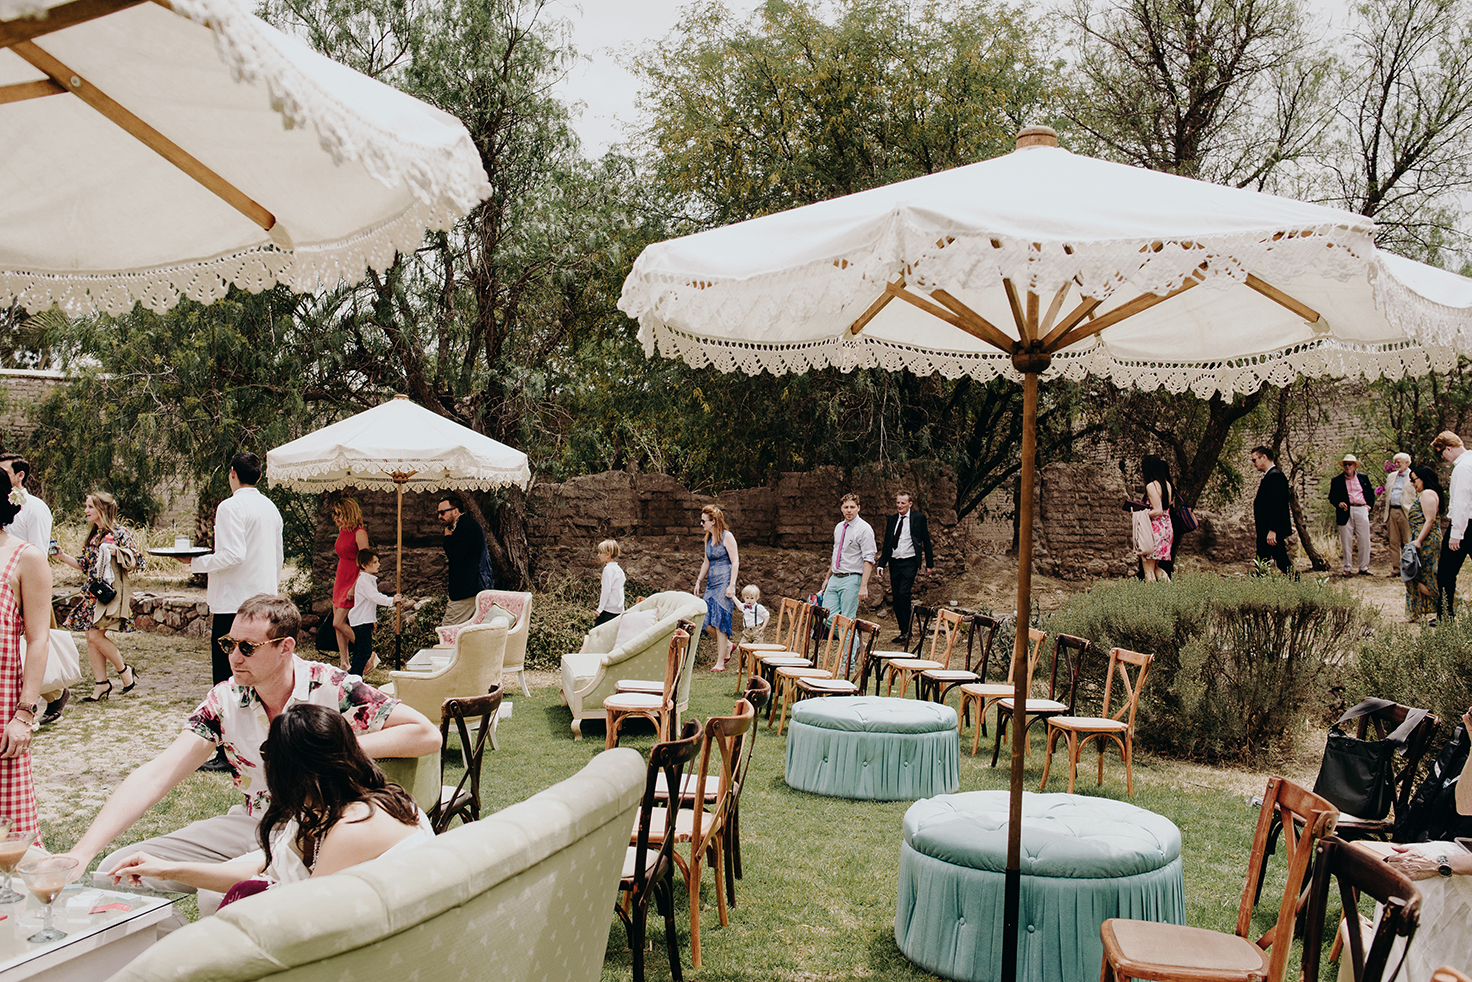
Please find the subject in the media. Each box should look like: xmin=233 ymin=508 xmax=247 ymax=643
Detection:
xmin=595 ymin=539 xmax=625 ymax=627
xmin=348 ymin=548 xmax=398 ymax=676
xmin=737 ymin=584 xmax=770 ymax=644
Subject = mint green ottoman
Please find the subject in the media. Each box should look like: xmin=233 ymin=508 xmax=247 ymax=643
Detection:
xmin=784 ymin=696 xmax=959 ymax=800
xmin=895 ymin=791 xmax=1184 ymax=982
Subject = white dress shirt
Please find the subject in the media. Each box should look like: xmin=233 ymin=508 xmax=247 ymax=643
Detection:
xmin=598 ymin=561 xmax=626 ymax=615
xmin=6 ymin=494 xmax=52 ymax=551
xmin=191 ymin=486 xmax=284 ymax=614
xmin=349 ymin=571 xmax=395 ymax=627
xmin=1448 ymin=452 xmax=1472 ymax=543
xmin=891 ymin=512 xmax=916 ymax=560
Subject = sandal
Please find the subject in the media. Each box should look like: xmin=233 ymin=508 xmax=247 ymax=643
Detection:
xmin=82 ymin=679 xmax=112 ymax=702
xmin=120 ymin=665 xmax=139 ymax=694
xmin=711 ymin=664 xmax=727 ymax=673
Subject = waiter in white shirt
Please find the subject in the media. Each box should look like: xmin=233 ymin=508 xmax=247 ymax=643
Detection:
xmin=1433 ymin=431 xmax=1472 ymax=620
xmin=185 ymin=452 xmax=283 ymax=770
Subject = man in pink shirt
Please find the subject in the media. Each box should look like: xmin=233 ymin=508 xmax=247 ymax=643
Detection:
xmin=1329 ymin=454 xmax=1376 ymax=575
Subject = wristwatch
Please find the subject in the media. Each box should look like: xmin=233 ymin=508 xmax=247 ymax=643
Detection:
xmin=1437 ymin=855 xmax=1453 ymax=877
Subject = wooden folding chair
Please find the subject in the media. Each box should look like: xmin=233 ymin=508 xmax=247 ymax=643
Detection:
xmin=991 ymin=633 xmax=1088 ymax=767
xmin=956 ymin=627 xmax=1045 ymax=756
xmin=1100 ymin=777 xmax=1338 ymax=982
xmin=1302 ymin=836 xmax=1420 ymax=982
xmin=883 ymin=608 xmax=964 ymax=698
xmin=619 ymin=719 xmax=703 ymax=982
xmin=604 ymin=628 xmax=687 ymax=748
xmin=428 ymin=686 xmax=503 ymax=834
xmin=1039 ymin=645 xmax=1151 ymax=795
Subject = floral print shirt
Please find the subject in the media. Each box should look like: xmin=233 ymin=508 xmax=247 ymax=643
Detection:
xmin=185 ymin=657 xmax=398 ymax=815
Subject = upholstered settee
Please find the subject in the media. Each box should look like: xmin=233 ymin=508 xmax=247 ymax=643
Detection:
xmin=437 ymin=589 xmax=534 ymax=696
xmin=386 ymin=618 xmax=509 ymax=725
xmin=559 ymin=591 xmax=706 ymax=739
xmin=108 ymin=749 xmax=645 ymax=982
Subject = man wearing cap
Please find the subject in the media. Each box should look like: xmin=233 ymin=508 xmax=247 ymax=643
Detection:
xmin=1379 ymin=453 xmax=1413 ymax=577
xmin=1329 ymin=454 xmax=1376 ymax=575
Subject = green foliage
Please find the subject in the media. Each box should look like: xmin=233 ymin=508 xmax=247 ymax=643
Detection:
xmin=524 ymin=575 xmax=596 ymax=670
xmin=1349 ymin=619 xmax=1472 ymax=727
xmin=1050 ymin=574 xmax=1372 ymax=763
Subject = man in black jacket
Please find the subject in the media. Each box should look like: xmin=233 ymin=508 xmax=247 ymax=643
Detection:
xmin=876 ymin=490 xmax=934 ymax=645
xmin=1328 ymin=453 xmax=1376 ymax=575
xmin=1251 ymin=446 xmax=1293 ymax=574
xmin=438 ymin=494 xmax=494 ymax=626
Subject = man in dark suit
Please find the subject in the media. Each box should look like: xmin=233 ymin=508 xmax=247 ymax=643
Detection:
xmin=1251 ymin=446 xmax=1293 ymax=573
xmin=876 ymin=490 xmax=934 ymax=645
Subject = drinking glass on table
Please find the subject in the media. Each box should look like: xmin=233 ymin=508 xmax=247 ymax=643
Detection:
xmin=18 ymin=856 xmax=77 ymax=943
xmin=0 ymin=825 xmax=30 ymax=904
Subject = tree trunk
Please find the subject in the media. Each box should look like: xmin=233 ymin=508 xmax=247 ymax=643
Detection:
xmin=1269 ymin=385 xmax=1329 ymax=571
xmin=1175 ymin=386 xmax=1269 ymax=506
xmin=478 ymin=486 xmax=532 ymax=591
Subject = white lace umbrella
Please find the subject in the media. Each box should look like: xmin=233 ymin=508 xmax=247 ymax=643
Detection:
xmin=1 ymin=0 xmax=491 ymax=316
xmin=619 ymin=127 xmax=1472 ymax=981
xmin=268 ymin=395 xmax=531 ymax=648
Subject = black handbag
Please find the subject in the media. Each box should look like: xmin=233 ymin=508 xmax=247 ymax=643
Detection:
xmin=86 ymin=576 xmax=117 ymax=605
xmin=1313 ymin=698 xmax=1428 ymax=820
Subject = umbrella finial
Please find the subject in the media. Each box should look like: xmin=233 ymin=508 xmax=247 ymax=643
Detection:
xmin=1016 ymin=126 xmax=1058 ymax=149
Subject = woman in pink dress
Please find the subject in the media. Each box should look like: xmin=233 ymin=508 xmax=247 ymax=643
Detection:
xmin=331 ymin=499 xmax=370 ymax=670
xmin=0 ymin=486 xmax=53 ymax=842
xmin=1140 ymin=455 xmax=1174 ymax=582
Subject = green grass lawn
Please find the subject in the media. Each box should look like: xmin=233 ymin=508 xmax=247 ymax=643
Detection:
xmin=38 ymin=644 xmax=1337 ymax=981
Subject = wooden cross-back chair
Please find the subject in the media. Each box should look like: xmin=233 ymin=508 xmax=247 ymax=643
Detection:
xmin=991 ymin=633 xmax=1089 ymax=767
xmin=756 ymin=604 xmax=825 ymax=719
xmin=956 ymin=627 xmax=1046 ymax=757
xmin=736 ymin=597 xmax=805 ymax=685
xmin=1335 ymin=700 xmax=1440 ymax=840
xmin=619 ymin=719 xmax=703 ymax=982
xmin=603 ymin=627 xmax=688 ymax=749
xmin=1100 ymin=776 xmax=1339 ymax=982
xmin=1039 ymin=645 xmax=1152 ymax=795
xmin=428 ymin=686 xmax=503 ymax=834
xmin=918 ymin=609 xmax=990 ymax=703
xmin=642 ymin=698 xmax=756 ymax=969
xmin=883 ymin=608 xmax=964 ymax=699
xmin=796 ymin=617 xmax=877 ymax=708
xmin=1302 ymin=836 xmax=1420 ymax=982
xmin=917 ymin=611 xmax=1002 ymax=706
xmin=774 ymin=613 xmax=858 ymax=733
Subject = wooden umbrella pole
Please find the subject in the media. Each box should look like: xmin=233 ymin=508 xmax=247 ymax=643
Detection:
xmin=1003 ymin=354 xmax=1047 ymax=982
xmin=389 ymin=471 xmax=417 ymax=670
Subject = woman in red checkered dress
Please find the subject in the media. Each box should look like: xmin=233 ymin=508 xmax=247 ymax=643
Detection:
xmin=0 ymin=486 xmax=55 ymax=842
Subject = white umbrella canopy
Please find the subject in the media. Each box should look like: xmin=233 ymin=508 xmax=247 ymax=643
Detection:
xmin=267 ymin=395 xmax=531 ymax=493
xmin=622 ymin=132 xmax=1472 ymax=397
xmin=1 ymin=0 xmax=491 ymax=316
xmin=618 ymin=127 xmax=1472 ymax=982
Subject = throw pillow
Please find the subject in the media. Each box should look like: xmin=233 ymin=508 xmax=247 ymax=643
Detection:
xmin=614 ymin=609 xmax=660 ymax=648
xmin=484 ymin=604 xmax=515 ymax=628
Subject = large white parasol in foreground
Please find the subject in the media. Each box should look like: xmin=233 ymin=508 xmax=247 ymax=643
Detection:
xmin=268 ymin=395 xmax=531 ymax=653
xmin=619 ymin=126 xmax=1472 ymax=981
xmin=1 ymin=0 xmax=491 ymax=316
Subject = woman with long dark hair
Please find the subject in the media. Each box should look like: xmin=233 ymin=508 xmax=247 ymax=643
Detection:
xmin=1139 ymin=455 xmax=1174 ymax=582
xmin=1405 ymin=464 xmax=1443 ymax=624
xmin=108 ymin=704 xmax=432 ymax=906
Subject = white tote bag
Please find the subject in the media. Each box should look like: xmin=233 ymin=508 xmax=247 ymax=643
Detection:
xmin=29 ymin=631 xmax=83 ymax=692
xmin=1131 ymin=509 xmax=1157 ymax=555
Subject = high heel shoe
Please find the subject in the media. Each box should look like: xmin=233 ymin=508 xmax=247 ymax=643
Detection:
xmin=120 ymin=665 xmax=139 ymax=694
xmin=82 ymin=680 xmax=112 ymax=702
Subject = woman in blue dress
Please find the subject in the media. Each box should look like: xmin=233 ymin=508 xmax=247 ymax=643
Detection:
xmin=695 ymin=504 xmax=739 ymax=672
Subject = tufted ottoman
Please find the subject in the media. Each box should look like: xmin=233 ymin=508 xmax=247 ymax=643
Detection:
xmin=784 ymin=696 xmax=959 ymax=800
xmin=895 ymin=791 xmax=1184 ymax=982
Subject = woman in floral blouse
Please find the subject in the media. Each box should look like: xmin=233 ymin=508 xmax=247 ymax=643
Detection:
xmin=56 ymin=491 xmax=143 ymax=701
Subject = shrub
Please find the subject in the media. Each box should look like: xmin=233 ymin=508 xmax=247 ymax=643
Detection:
xmin=1049 ymin=573 xmax=1372 ymax=764
xmin=1348 ymin=618 xmax=1472 ymax=728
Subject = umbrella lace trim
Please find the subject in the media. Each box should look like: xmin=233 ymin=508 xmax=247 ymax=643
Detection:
xmin=0 ymin=201 xmax=461 ymax=316
xmin=638 ymin=254 xmax=1469 ymax=399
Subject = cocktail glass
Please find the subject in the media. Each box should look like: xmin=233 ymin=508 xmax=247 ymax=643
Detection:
xmin=17 ymin=855 xmax=77 ymax=943
xmin=0 ymin=827 xmax=31 ymax=904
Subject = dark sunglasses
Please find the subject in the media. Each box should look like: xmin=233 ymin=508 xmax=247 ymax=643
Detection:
xmin=221 ymin=635 xmax=284 ymax=657
xmin=437 ymin=507 xmax=453 ymax=516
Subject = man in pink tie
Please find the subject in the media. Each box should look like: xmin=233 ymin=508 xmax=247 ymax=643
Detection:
xmin=820 ymin=493 xmax=876 ymax=626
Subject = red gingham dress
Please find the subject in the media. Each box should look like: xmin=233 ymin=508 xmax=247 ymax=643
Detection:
xmin=0 ymin=544 xmax=39 ymax=841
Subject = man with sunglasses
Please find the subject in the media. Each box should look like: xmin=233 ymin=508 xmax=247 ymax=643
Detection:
xmin=438 ymin=494 xmax=493 ymax=627
xmin=61 ymin=594 xmax=439 ymax=898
